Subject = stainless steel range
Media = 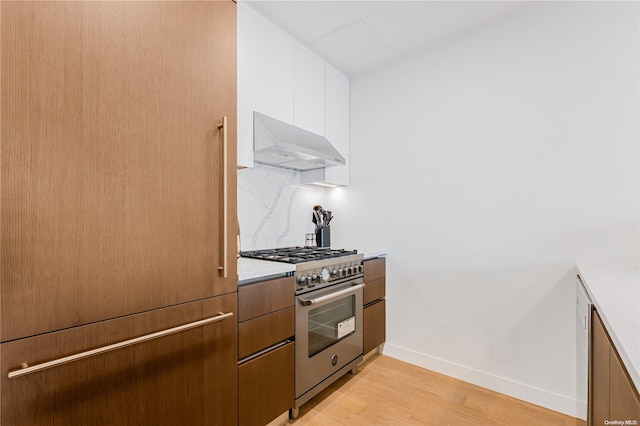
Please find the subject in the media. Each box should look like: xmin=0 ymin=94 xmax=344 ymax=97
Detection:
xmin=240 ymin=247 xmax=364 ymax=418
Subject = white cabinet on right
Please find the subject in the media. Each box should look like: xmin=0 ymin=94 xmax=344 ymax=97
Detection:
xmin=323 ymin=63 xmax=350 ymax=186
xmin=294 ymin=43 xmax=325 ymax=137
xmin=299 ymin=62 xmax=350 ymax=187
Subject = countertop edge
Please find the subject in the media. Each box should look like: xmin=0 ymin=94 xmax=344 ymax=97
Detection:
xmin=362 ymin=250 xmax=387 ymax=260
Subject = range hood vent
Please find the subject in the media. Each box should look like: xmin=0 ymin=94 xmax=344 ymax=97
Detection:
xmin=253 ymin=112 xmax=345 ymax=171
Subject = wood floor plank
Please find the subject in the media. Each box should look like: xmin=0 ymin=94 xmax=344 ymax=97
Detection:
xmin=289 ymin=355 xmax=585 ymax=426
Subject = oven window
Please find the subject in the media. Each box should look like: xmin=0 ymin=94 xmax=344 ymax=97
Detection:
xmin=308 ymin=295 xmax=356 ymax=357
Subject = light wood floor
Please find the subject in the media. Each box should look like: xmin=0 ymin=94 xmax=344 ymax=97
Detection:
xmin=288 ymin=355 xmax=585 ymax=426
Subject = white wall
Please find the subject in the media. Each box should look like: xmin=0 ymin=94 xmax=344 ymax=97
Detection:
xmin=329 ymin=1 xmax=639 ymax=417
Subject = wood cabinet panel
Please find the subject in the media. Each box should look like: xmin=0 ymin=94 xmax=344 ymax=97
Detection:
xmin=238 ymin=277 xmax=294 ymax=322
xmin=592 ymin=308 xmax=640 ymax=425
xmin=364 ymin=299 xmax=386 ymax=355
xmin=610 ymin=339 xmax=640 ymax=421
xmin=592 ymin=309 xmax=611 ymax=425
xmin=239 ymin=341 xmax=294 ymax=426
xmin=364 ymin=258 xmax=386 ymax=282
xmin=1 ymin=293 xmax=238 ymax=426
xmin=1 ymin=0 xmax=238 ymax=342
xmin=364 ymin=277 xmax=386 ymax=306
xmin=239 ymin=307 xmax=294 ymax=359
xmin=363 ymin=257 xmax=386 ymax=355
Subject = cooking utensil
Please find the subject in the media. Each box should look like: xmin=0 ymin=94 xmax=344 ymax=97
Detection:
xmin=325 ymin=211 xmax=333 ymax=227
xmin=313 ymin=210 xmax=322 ymax=231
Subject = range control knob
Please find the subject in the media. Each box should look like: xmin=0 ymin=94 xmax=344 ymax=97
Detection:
xmin=331 ymin=269 xmax=339 ymax=277
xmin=311 ymin=274 xmax=319 ymax=283
xmin=358 ymin=265 xmax=364 ymax=273
xmin=321 ymin=267 xmax=331 ymax=282
xmin=342 ymin=268 xmax=349 ymax=276
xmin=298 ymin=276 xmax=308 ymax=286
xmin=347 ymin=267 xmax=353 ymax=275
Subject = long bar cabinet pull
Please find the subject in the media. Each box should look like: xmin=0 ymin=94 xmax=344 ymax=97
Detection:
xmin=7 ymin=311 xmax=234 ymax=380
xmin=218 ymin=116 xmax=228 ymax=278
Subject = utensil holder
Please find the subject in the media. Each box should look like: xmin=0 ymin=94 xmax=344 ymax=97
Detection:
xmin=316 ymin=227 xmax=330 ymax=248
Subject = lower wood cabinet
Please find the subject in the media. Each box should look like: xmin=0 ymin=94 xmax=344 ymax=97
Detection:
xmin=238 ymin=276 xmax=295 ymax=426
xmin=239 ymin=307 xmax=294 ymax=359
xmin=238 ymin=342 xmax=294 ymax=426
xmin=591 ymin=308 xmax=640 ymax=424
xmin=363 ymin=257 xmax=386 ymax=355
xmin=364 ymin=299 xmax=386 ymax=355
xmin=1 ymin=293 xmax=238 ymax=426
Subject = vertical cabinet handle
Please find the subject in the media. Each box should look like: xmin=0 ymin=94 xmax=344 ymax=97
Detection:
xmin=217 ymin=116 xmax=228 ymax=278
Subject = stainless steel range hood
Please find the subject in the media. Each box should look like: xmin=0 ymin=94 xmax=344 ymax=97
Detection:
xmin=253 ymin=112 xmax=345 ymax=171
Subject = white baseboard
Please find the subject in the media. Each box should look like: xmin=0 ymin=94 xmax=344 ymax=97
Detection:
xmin=382 ymin=343 xmax=582 ymax=419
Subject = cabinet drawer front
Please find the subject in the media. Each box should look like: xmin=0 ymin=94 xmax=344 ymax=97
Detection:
xmin=364 ymin=277 xmax=386 ymax=306
xmin=364 ymin=258 xmax=385 ymax=282
xmin=238 ymin=276 xmax=294 ymax=322
xmin=1 ymin=294 xmax=238 ymax=426
xmin=239 ymin=307 xmax=294 ymax=359
xmin=364 ymin=299 xmax=386 ymax=355
xmin=239 ymin=341 xmax=294 ymax=426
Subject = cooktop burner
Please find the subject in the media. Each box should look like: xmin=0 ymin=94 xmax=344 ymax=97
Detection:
xmin=240 ymin=247 xmax=358 ymax=264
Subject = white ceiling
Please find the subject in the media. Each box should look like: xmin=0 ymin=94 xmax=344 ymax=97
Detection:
xmin=245 ymin=1 xmax=535 ymax=76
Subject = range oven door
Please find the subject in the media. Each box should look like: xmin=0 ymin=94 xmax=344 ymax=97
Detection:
xmin=295 ymin=279 xmax=363 ymax=399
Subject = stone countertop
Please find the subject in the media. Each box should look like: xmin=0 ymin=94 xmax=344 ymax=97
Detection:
xmin=238 ymin=258 xmax=295 ymax=283
xmin=362 ymin=250 xmax=387 ymax=260
xmin=577 ymin=264 xmax=639 ymax=391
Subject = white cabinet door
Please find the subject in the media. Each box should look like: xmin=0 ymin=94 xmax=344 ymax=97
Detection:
xmin=294 ymin=43 xmax=325 ymax=136
xmin=324 ymin=64 xmax=350 ymax=186
xmin=237 ymin=3 xmax=294 ymax=167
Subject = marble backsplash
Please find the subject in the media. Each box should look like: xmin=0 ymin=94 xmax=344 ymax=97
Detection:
xmin=237 ymin=165 xmax=326 ymax=251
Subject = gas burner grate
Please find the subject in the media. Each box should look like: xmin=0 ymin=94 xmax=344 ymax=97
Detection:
xmin=240 ymin=246 xmax=358 ymax=264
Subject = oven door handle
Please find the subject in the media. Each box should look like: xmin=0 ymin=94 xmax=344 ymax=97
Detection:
xmin=299 ymin=283 xmax=365 ymax=306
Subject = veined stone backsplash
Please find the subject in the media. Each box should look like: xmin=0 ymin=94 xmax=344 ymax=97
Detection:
xmin=237 ymin=165 xmax=326 ymax=250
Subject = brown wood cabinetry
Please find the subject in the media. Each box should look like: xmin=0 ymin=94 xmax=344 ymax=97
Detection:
xmin=363 ymin=257 xmax=386 ymax=355
xmin=1 ymin=294 xmax=238 ymax=426
xmin=1 ymin=0 xmax=237 ymax=343
xmin=239 ymin=342 xmax=295 ymax=426
xmin=239 ymin=307 xmax=294 ymax=359
xmin=592 ymin=309 xmax=611 ymax=425
xmin=1 ymin=0 xmax=238 ymax=423
xmin=238 ymin=276 xmax=295 ymax=426
xmin=591 ymin=308 xmax=640 ymax=424
xmin=364 ymin=299 xmax=386 ymax=355
xmin=238 ymin=276 xmax=295 ymax=322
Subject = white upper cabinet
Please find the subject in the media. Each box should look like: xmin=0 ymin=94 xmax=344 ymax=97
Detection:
xmin=237 ymin=4 xmax=350 ymax=185
xmin=323 ymin=64 xmax=350 ymax=186
xmin=237 ymin=2 xmax=294 ymax=168
xmin=293 ymin=43 xmax=326 ymax=137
